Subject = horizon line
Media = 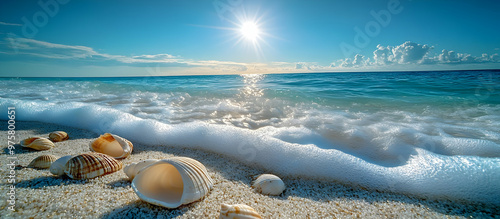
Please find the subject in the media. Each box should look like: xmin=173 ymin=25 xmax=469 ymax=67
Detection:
xmin=1 ymin=68 xmax=499 ymax=79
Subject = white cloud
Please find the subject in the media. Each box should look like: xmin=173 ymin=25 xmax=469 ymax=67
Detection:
xmin=4 ymin=36 xmax=110 ymax=59
xmin=373 ymin=41 xmax=432 ymax=65
xmin=1 ymin=36 xmax=248 ymax=70
xmin=292 ymin=62 xmax=336 ymax=71
xmin=338 ymin=54 xmax=369 ymax=68
xmin=439 ymin=49 xmax=472 ymax=63
xmin=0 ymin=21 xmax=22 ymax=26
xmin=438 ymin=50 xmax=499 ymax=64
xmin=295 ymin=63 xmax=304 ymax=69
xmin=338 ymin=41 xmax=499 ymax=68
xmin=2 ymin=36 xmax=499 ymax=76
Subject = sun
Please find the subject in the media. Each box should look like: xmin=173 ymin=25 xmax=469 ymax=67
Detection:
xmin=240 ymin=21 xmax=261 ymax=42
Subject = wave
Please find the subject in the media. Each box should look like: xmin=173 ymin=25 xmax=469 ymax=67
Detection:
xmin=2 ymin=98 xmax=499 ymax=205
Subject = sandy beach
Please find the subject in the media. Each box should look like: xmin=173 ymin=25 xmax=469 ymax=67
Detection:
xmin=1 ymin=121 xmax=498 ymax=218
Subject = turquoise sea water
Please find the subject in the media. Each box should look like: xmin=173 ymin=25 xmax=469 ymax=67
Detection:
xmin=1 ymin=70 xmax=499 ymax=204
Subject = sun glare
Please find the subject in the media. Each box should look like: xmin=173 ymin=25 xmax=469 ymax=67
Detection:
xmin=240 ymin=21 xmax=260 ymax=42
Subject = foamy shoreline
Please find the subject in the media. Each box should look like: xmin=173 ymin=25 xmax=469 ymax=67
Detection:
xmin=1 ymin=121 xmax=498 ymax=218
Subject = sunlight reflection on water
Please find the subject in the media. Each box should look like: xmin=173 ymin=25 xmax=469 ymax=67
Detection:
xmin=239 ymin=74 xmax=266 ymax=98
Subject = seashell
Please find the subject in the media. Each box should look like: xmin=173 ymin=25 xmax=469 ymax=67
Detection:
xmin=132 ymin=157 xmax=213 ymax=208
xmin=50 ymin=155 xmax=74 ymax=176
xmin=28 ymin=155 xmax=59 ymax=169
xmin=124 ymin=159 xmax=159 ymax=181
xmin=65 ymin=153 xmax=123 ymax=179
xmin=252 ymin=174 xmax=285 ymax=196
xmin=20 ymin=137 xmax=55 ymax=151
xmin=89 ymin=133 xmax=133 ymax=159
xmin=49 ymin=131 xmax=69 ymax=142
xmin=219 ymin=203 xmax=262 ymax=219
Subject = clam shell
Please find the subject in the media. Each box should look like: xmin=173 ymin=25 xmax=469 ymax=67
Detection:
xmin=219 ymin=203 xmax=262 ymax=219
xmin=65 ymin=153 xmax=123 ymax=179
xmin=28 ymin=155 xmax=59 ymax=169
xmin=132 ymin=157 xmax=213 ymax=208
xmin=50 ymin=155 xmax=74 ymax=176
xmin=124 ymin=159 xmax=159 ymax=181
xmin=20 ymin=137 xmax=55 ymax=151
xmin=252 ymin=174 xmax=285 ymax=196
xmin=90 ymin=133 xmax=133 ymax=159
xmin=49 ymin=131 xmax=69 ymax=142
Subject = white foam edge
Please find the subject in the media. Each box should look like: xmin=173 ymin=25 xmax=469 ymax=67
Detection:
xmin=1 ymin=99 xmax=499 ymax=205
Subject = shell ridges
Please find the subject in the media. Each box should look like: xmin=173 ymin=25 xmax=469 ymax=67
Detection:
xmin=64 ymin=152 xmax=123 ymax=179
xmin=131 ymin=157 xmax=213 ymax=208
xmin=20 ymin=137 xmax=55 ymax=151
xmin=90 ymin=133 xmax=133 ymax=159
xmin=49 ymin=131 xmax=69 ymax=142
xmin=219 ymin=203 xmax=262 ymax=219
xmin=28 ymin=155 xmax=59 ymax=169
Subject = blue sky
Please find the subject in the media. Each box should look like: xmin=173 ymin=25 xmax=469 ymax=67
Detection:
xmin=0 ymin=0 xmax=499 ymax=77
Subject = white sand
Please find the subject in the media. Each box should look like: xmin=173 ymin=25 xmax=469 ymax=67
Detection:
xmin=1 ymin=121 xmax=498 ymax=218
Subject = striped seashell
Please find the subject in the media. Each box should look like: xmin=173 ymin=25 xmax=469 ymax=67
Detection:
xmin=28 ymin=155 xmax=59 ymax=169
xmin=90 ymin=133 xmax=133 ymax=159
xmin=50 ymin=155 xmax=74 ymax=176
xmin=64 ymin=153 xmax=123 ymax=179
xmin=49 ymin=131 xmax=69 ymax=142
xmin=252 ymin=174 xmax=285 ymax=196
xmin=219 ymin=203 xmax=262 ymax=219
xmin=20 ymin=137 xmax=55 ymax=151
xmin=132 ymin=157 xmax=213 ymax=208
xmin=123 ymin=159 xmax=159 ymax=181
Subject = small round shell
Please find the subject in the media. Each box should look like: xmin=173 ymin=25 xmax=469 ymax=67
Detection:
xmin=123 ymin=159 xmax=159 ymax=181
xmin=20 ymin=137 xmax=55 ymax=151
xmin=49 ymin=131 xmax=69 ymax=142
xmin=65 ymin=153 xmax=123 ymax=179
xmin=131 ymin=157 xmax=213 ymax=208
xmin=219 ymin=203 xmax=262 ymax=219
xmin=28 ymin=155 xmax=59 ymax=169
xmin=50 ymin=155 xmax=74 ymax=176
xmin=252 ymin=174 xmax=285 ymax=196
xmin=89 ymin=133 xmax=133 ymax=159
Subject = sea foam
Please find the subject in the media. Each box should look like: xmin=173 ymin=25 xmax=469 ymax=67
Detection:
xmin=2 ymin=98 xmax=499 ymax=205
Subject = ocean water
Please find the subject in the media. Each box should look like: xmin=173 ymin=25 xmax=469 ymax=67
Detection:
xmin=1 ymin=70 xmax=499 ymax=205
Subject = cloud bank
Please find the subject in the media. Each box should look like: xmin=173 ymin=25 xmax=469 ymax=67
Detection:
xmin=1 ymin=35 xmax=251 ymax=73
xmin=1 ymin=36 xmax=498 ymax=76
xmin=334 ymin=41 xmax=499 ymax=69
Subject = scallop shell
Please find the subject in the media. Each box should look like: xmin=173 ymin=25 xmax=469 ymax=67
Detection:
xmin=89 ymin=133 xmax=133 ymax=159
xmin=49 ymin=131 xmax=69 ymax=142
xmin=50 ymin=155 xmax=74 ymax=176
xmin=131 ymin=157 xmax=213 ymax=208
xmin=64 ymin=153 xmax=123 ymax=179
xmin=20 ymin=137 xmax=55 ymax=151
xmin=252 ymin=174 xmax=285 ymax=196
xmin=28 ymin=155 xmax=59 ymax=169
xmin=219 ymin=203 xmax=262 ymax=219
xmin=123 ymin=159 xmax=159 ymax=181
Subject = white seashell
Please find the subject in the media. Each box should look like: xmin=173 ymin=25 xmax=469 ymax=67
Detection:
xmin=123 ymin=159 xmax=159 ymax=181
xmin=28 ymin=155 xmax=59 ymax=169
xmin=252 ymin=174 xmax=285 ymax=196
xmin=50 ymin=155 xmax=74 ymax=176
xmin=89 ymin=133 xmax=133 ymax=159
xmin=64 ymin=152 xmax=123 ymax=179
xmin=131 ymin=157 xmax=213 ymax=208
xmin=219 ymin=203 xmax=262 ymax=219
xmin=20 ymin=137 xmax=55 ymax=150
xmin=49 ymin=131 xmax=69 ymax=142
